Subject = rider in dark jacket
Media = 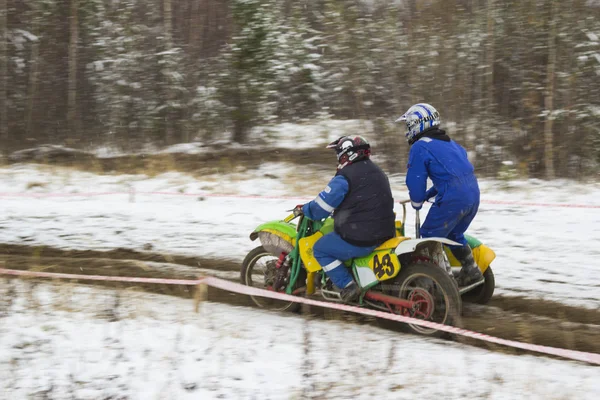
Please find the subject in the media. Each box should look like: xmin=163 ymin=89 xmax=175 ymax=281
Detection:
xmin=299 ymin=136 xmax=395 ymax=302
xmin=396 ymin=103 xmax=483 ymax=286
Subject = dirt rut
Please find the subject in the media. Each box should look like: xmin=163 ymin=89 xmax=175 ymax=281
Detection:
xmin=1 ymin=243 xmax=599 ymax=359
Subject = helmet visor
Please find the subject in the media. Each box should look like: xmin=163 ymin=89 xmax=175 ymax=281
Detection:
xmin=326 ymin=136 xmax=345 ymax=149
xmin=394 ymin=115 xmax=411 ymax=139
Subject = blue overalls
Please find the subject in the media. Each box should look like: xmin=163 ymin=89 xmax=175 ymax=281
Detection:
xmin=406 ymin=134 xmax=480 ymax=246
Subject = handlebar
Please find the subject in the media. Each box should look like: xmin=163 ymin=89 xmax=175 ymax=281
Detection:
xmin=285 ymin=198 xmax=422 ymax=238
xmin=283 ymin=213 xmax=298 ymax=223
xmin=398 ymin=199 xmax=421 ymax=239
xmin=415 ymin=209 xmax=421 ymax=239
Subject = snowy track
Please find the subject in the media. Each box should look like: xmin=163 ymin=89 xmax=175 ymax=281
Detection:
xmin=1 ymin=165 xmax=600 ymax=309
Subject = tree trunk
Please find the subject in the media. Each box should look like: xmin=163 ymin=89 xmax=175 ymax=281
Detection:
xmin=543 ymin=0 xmax=558 ymax=180
xmin=68 ymin=0 xmax=79 ymax=138
xmin=231 ymin=81 xmax=247 ymax=144
xmin=163 ymin=0 xmax=174 ymax=144
xmin=188 ymin=0 xmax=202 ymax=57
xmin=164 ymin=0 xmax=173 ymax=43
xmin=485 ymin=0 xmax=495 ymax=113
xmin=406 ymin=0 xmax=418 ymax=104
xmin=26 ymin=5 xmax=41 ymax=138
xmin=0 ymin=0 xmax=7 ymax=142
xmin=207 ymin=0 xmax=219 ymax=57
xmin=560 ymin=0 xmax=581 ymax=178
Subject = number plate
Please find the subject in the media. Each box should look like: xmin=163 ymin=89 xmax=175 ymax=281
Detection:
xmin=355 ymin=249 xmax=401 ymax=281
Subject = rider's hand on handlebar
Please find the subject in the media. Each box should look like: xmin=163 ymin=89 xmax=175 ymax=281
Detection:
xmin=424 ymin=187 xmax=437 ymax=204
xmin=411 ymin=200 xmax=423 ymax=210
xmin=292 ymin=204 xmax=305 ymax=217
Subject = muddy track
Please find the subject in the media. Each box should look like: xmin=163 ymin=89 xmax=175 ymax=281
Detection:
xmin=1 ymin=243 xmax=599 ymax=359
xmin=0 ymin=243 xmax=240 ymax=270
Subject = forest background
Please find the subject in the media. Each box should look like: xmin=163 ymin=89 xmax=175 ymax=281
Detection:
xmin=1 ymin=0 xmax=599 ymax=178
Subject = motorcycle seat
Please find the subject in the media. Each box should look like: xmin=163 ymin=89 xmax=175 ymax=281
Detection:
xmin=375 ymin=236 xmax=410 ymax=251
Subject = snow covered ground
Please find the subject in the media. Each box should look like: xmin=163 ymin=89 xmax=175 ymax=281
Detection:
xmin=1 ymin=164 xmax=599 ymax=309
xmin=0 ymin=279 xmax=598 ymax=400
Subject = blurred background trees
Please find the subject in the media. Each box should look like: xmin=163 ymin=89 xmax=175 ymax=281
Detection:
xmin=1 ymin=0 xmax=599 ymax=178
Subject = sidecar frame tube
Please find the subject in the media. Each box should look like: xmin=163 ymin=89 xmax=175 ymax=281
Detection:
xmin=363 ymin=290 xmax=415 ymax=309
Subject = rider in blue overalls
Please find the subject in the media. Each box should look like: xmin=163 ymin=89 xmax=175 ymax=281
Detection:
xmin=396 ymin=103 xmax=483 ymax=286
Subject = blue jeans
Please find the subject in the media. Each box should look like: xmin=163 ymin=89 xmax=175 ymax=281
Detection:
xmin=313 ymin=232 xmax=377 ymax=289
xmin=421 ymin=200 xmax=479 ymax=247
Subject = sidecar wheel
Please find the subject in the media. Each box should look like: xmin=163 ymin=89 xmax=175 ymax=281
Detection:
xmin=241 ymin=246 xmax=300 ymax=312
xmin=461 ymin=266 xmax=495 ymax=305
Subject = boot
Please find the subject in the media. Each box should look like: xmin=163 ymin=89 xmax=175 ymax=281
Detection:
xmin=340 ymin=281 xmax=361 ymax=303
xmin=451 ymin=245 xmax=483 ymax=287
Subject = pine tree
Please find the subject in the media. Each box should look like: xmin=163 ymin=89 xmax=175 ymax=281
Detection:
xmin=269 ymin=1 xmax=323 ymax=121
xmin=218 ymin=0 xmax=281 ymax=143
xmin=87 ymin=0 xmax=167 ymax=147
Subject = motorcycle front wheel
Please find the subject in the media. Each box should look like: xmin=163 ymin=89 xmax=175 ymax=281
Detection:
xmin=240 ymin=246 xmax=300 ymax=312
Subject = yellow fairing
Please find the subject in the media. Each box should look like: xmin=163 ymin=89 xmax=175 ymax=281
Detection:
xmin=445 ymin=245 xmax=495 ymax=273
xmin=474 ymin=245 xmax=496 ymax=272
xmin=299 ymin=232 xmax=324 ymax=273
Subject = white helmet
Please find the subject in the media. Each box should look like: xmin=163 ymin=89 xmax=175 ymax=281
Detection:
xmin=395 ymin=103 xmax=441 ymax=145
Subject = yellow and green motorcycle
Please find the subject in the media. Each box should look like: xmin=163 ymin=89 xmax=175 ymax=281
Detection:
xmin=241 ymin=200 xmax=495 ymax=336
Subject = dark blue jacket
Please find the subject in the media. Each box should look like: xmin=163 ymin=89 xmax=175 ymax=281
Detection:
xmin=303 ymin=159 xmax=395 ymax=247
xmin=406 ymin=129 xmax=479 ymax=207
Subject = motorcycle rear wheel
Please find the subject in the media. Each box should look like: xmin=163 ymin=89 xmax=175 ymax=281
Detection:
xmin=240 ymin=245 xmax=300 ymax=312
xmin=391 ymin=262 xmax=462 ymax=337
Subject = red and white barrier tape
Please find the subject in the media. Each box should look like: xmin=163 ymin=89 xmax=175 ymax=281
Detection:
xmin=1 ymin=267 xmax=598 ymax=366
xmin=481 ymin=199 xmax=600 ymax=209
xmin=0 ymin=190 xmax=598 ymax=209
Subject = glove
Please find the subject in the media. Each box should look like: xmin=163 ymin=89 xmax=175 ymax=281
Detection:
xmin=411 ymin=200 xmax=423 ymax=210
xmin=292 ymin=204 xmax=305 ymax=217
xmin=425 ymin=187 xmax=438 ymax=202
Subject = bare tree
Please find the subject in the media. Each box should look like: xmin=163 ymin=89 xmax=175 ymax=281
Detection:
xmin=26 ymin=2 xmax=41 ymax=138
xmin=188 ymin=0 xmax=203 ymax=57
xmin=163 ymin=0 xmax=175 ymax=144
xmin=485 ymin=0 xmax=496 ymax=113
xmin=0 ymin=0 xmax=7 ymax=142
xmin=68 ymin=0 xmax=79 ymax=137
xmin=543 ymin=0 xmax=558 ymax=179
xmin=405 ymin=0 xmax=418 ymax=104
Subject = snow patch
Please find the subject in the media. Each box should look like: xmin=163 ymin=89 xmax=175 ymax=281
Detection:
xmin=0 ymin=280 xmax=598 ymax=399
xmin=586 ymin=31 xmax=599 ymax=42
